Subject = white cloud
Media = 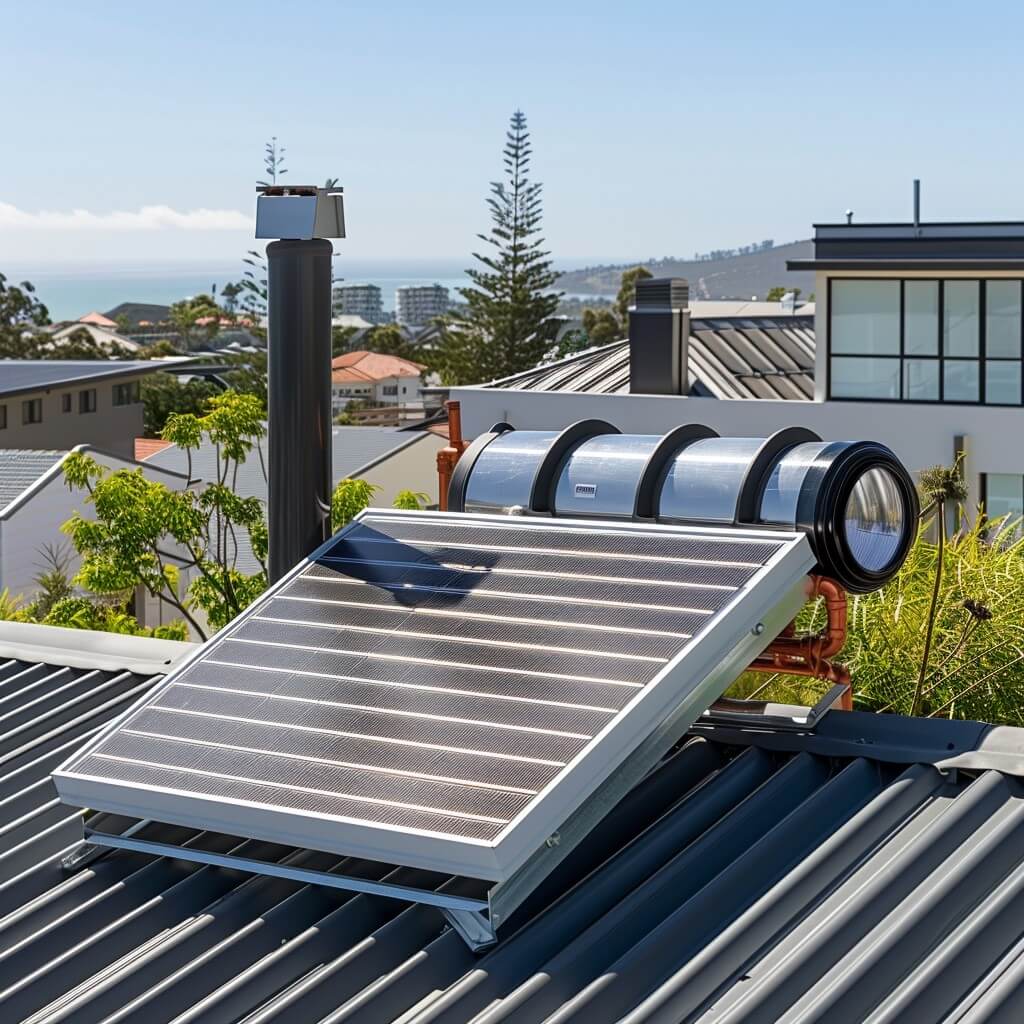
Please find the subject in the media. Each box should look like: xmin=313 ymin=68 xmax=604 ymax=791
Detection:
xmin=0 ymin=202 xmax=252 ymax=231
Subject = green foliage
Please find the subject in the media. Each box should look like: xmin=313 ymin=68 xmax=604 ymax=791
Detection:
xmin=257 ymin=136 xmax=287 ymax=187
xmin=765 ymin=286 xmax=802 ymax=302
xmin=363 ymin=323 xmax=417 ymax=360
xmin=42 ymin=596 xmax=188 ymax=641
xmin=729 ymin=512 xmax=1024 ymax=724
xmin=137 ymin=339 xmax=182 ymax=359
xmin=168 ymin=293 xmax=223 ymax=350
xmin=575 ymin=266 xmax=653 ymax=349
xmin=332 ymin=324 xmax=360 ymax=356
xmin=393 ymin=489 xmax=429 ymax=510
xmin=332 ymin=479 xmax=380 ymax=531
xmin=62 ymin=392 xmax=269 ymax=640
xmin=0 ymin=589 xmax=34 ymax=622
xmin=433 ymin=110 xmax=561 ymax=385
xmin=551 ymin=328 xmax=594 ymax=360
xmin=0 ymin=272 xmax=50 ymax=357
xmin=27 ymin=543 xmax=75 ymax=620
xmin=141 ymin=372 xmax=220 ymax=437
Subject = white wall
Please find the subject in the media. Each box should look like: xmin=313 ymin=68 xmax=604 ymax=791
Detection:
xmin=452 ymin=386 xmax=1023 ymax=511
xmin=0 ymin=448 xmax=189 ymax=606
xmin=362 ymin=434 xmax=446 ymax=507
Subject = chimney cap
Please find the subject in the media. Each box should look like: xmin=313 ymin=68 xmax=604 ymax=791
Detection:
xmin=635 ymin=277 xmax=689 ymax=311
xmin=256 ymin=185 xmax=346 ymax=240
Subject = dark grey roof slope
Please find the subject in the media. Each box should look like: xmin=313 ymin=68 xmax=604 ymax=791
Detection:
xmin=488 ymin=316 xmax=815 ymax=400
xmin=0 ymin=359 xmax=162 ymax=397
xmin=0 ymin=449 xmax=65 ymax=511
xmin=0 ymin=624 xmax=192 ymax=886
xmin=5 ymin=648 xmax=1024 ymax=1024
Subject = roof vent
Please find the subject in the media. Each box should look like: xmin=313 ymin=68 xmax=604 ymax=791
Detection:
xmin=629 ymin=277 xmax=690 ymax=395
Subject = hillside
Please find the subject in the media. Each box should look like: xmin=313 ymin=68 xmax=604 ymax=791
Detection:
xmin=557 ymin=239 xmax=814 ymax=299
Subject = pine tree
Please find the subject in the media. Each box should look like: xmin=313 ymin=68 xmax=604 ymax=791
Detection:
xmin=436 ymin=110 xmax=561 ymax=384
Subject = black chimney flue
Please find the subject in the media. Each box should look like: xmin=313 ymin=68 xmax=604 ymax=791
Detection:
xmin=629 ymin=277 xmax=689 ymax=395
xmin=256 ymin=185 xmax=345 ymax=583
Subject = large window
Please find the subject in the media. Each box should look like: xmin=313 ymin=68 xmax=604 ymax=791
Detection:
xmin=983 ymin=474 xmax=1024 ymax=526
xmin=79 ymin=388 xmax=97 ymax=413
xmin=112 ymin=380 xmax=140 ymax=406
xmin=829 ymin=279 xmax=1024 ymax=404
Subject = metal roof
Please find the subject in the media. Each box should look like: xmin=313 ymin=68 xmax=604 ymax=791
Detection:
xmin=486 ymin=316 xmax=815 ymax=401
xmin=0 ymin=624 xmax=193 ymax=885
xmin=0 ymin=360 xmax=163 ymax=398
xmin=4 ymin=618 xmax=1024 ymax=1022
xmin=0 ymin=449 xmax=66 ymax=511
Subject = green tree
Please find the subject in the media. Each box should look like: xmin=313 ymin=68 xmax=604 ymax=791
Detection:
xmin=434 ymin=110 xmax=561 ymax=384
xmin=169 ymin=293 xmax=223 ymax=350
xmin=221 ymin=282 xmax=242 ymax=316
xmin=62 ymin=392 xmax=269 ymax=639
xmin=0 ymin=273 xmax=50 ymax=356
xmin=141 ymin=372 xmax=221 ymax=437
xmin=332 ymin=324 xmax=359 ymax=356
xmin=44 ymin=327 xmax=133 ymax=360
xmin=766 ymin=286 xmax=801 ymax=302
xmin=332 ymin=479 xmax=380 ymax=530
xmin=574 ymin=265 xmax=652 ymax=349
xmin=363 ymin=323 xmax=417 ymax=360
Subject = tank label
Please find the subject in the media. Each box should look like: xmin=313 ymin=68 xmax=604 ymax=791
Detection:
xmin=574 ymin=483 xmax=598 ymax=499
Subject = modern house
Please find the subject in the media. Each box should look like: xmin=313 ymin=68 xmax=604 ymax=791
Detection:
xmin=0 ymin=446 xmax=190 ymax=612
xmin=42 ymin=321 xmax=142 ymax=354
xmin=450 ymin=214 xmax=1024 ymax=521
xmin=331 ymin=350 xmax=427 ymax=413
xmin=395 ymin=283 xmax=449 ymax=326
xmin=0 ymin=361 xmax=166 ymax=457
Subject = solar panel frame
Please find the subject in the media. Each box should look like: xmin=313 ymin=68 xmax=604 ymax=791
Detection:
xmin=55 ymin=508 xmax=815 ymax=881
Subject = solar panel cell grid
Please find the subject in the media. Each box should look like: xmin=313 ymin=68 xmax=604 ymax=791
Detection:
xmin=56 ymin=510 xmax=814 ymax=880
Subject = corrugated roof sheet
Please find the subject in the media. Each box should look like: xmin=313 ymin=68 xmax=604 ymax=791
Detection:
xmin=3 ymin=617 xmax=1024 ymax=1024
xmin=487 ymin=316 xmax=816 ymax=400
xmin=0 ymin=449 xmax=66 ymax=512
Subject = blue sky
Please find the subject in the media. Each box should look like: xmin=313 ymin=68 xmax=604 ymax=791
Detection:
xmin=3 ymin=0 xmax=1024 ymax=270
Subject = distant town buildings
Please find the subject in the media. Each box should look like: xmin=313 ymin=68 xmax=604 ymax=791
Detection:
xmin=334 ymin=284 xmax=386 ymax=324
xmin=395 ymin=284 xmax=449 ymax=326
xmin=331 ymin=351 xmax=427 ymax=418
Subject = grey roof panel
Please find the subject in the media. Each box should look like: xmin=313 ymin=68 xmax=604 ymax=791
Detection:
xmin=0 ymin=359 xmax=160 ymax=397
xmin=487 ymin=316 xmax=815 ymax=400
xmin=9 ymin=709 xmax=1024 ymax=1021
xmin=0 ymin=449 xmax=66 ymax=511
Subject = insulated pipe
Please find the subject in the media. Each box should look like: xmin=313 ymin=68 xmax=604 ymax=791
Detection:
xmin=267 ymin=238 xmax=334 ymax=583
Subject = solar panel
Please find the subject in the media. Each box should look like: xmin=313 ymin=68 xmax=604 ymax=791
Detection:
xmin=55 ymin=509 xmax=814 ymax=881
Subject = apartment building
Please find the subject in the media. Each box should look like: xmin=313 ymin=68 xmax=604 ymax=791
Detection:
xmin=395 ymin=284 xmax=449 ymax=326
xmin=449 ymin=211 xmax=1024 ymax=522
xmin=0 ymin=361 xmax=164 ymax=457
xmin=333 ymin=283 xmax=385 ymax=323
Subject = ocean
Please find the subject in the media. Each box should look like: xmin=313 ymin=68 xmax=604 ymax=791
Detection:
xmin=4 ymin=260 xmax=477 ymax=322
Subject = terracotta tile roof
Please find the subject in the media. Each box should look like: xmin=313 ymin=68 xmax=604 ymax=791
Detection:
xmin=78 ymin=311 xmax=118 ymax=328
xmin=134 ymin=438 xmax=173 ymax=461
xmin=330 ymin=350 xmax=426 ymax=380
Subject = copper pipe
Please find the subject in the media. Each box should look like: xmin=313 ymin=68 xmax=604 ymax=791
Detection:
xmin=747 ymin=575 xmax=854 ymax=710
xmin=436 ymin=401 xmax=469 ymax=511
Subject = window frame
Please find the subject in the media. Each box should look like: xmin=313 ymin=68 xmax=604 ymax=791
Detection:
xmin=62 ymin=393 xmax=72 ymax=413
xmin=112 ymin=379 xmax=141 ymax=406
xmin=79 ymin=388 xmax=97 ymax=414
xmin=22 ymin=397 xmax=43 ymax=424
xmin=0 ymin=404 xmax=6 ymax=430
xmin=827 ymin=277 xmax=1024 ymax=406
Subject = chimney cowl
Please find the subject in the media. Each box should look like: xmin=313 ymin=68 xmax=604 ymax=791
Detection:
xmin=628 ymin=277 xmax=689 ymax=396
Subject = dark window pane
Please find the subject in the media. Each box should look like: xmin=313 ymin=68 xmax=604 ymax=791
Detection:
xmin=985 ymin=474 xmax=1024 ymax=523
xmin=904 ymin=359 xmax=939 ymax=400
xmin=830 ymin=357 xmax=900 ymax=399
xmin=944 ymin=359 xmax=980 ymax=402
xmin=905 ymin=281 xmax=939 ymax=355
xmin=986 ymin=281 xmax=1021 ymax=358
xmin=944 ymin=281 xmax=980 ymax=357
xmin=830 ymin=281 xmax=900 ymax=355
xmin=985 ymin=361 xmax=1021 ymax=405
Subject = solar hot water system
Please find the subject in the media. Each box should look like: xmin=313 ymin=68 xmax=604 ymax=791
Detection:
xmin=54 ymin=239 xmax=918 ymax=951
